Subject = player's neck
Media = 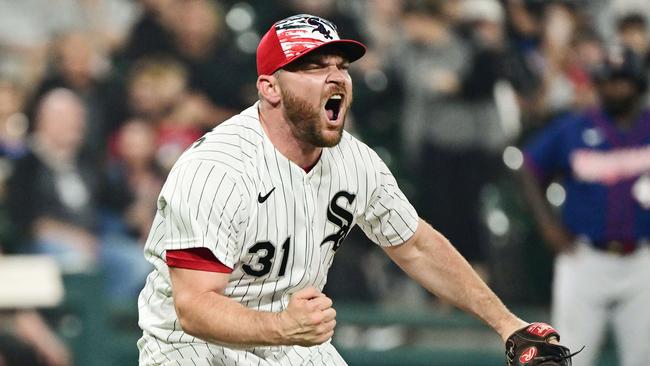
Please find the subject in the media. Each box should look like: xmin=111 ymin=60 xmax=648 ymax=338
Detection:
xmin=258 ymin=105 xmax=322 ymax=169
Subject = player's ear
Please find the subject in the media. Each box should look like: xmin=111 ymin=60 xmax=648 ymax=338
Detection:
xmin=257 ymin=73 xmax=281 ymax=106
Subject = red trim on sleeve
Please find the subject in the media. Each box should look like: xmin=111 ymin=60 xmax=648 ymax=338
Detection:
xmin=166 ymin=248 xmax=233 ymax=273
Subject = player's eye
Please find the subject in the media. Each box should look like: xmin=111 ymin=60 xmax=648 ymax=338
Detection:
xmin=304 ymin=63 xmax=324 ymax=70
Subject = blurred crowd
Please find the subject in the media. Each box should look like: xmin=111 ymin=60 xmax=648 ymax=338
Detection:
xmin=0 ymin=0 xmax=649 ymax=365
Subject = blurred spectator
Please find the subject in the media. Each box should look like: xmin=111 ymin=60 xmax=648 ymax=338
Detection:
xmin=396 ymin=0 xmax=469 ymax=159
xmin=0 ymin=310 xmax=71 ymax=366
xmin=589 ymin=0 xmax=650 ymax=44
xmin=356 ymin=0 xmax=403 ymax=56
xmin=461 ymin=0 xmax=509 ymax=100
xmin=126 ymin=57 xmax=188 ymax=122
xmin=123 ymin=57 xmax=203 ymax=171
xmin=7 ymin=88 xmax=149 ymax=299
xmin=616 ymin=13 xmax=649 ymax=58
xmin=565 ymin=30 xmax=605 ymax=110
xmin=0 ymin=77 xmax=29 ymax=253
xmin=82 ymin=0 xmax=142 ymax=53
xmin=0 ymin=0 xmax=138 ymax=89
xmin=460 ymin=0 xmax=523 ymax=143
xmin=615 ymin=12 xmax=650 ymax=103
xmin=102 ymin=119 xmax=164 ymax=243
xmin=0 ymin=0 xmax=57 ymax=88
xmin=537 ymin=2 xmax=584 ymax=118
xmin=0 ymin=83 xmax=71 ymax=366
xmin=343 ymin=1 xmax=405 ymax=164
xmin=121 ymin=0 xmax=255 ymax=124
xmin=26 ymin=31 xmax=113 ymax=162
xmin=119 ymin=0 xmax=178 ymax=62
xmin=504 ymin=0 xmax=545 ymax=115
xmin=521 ymin=48 xmax=650 ymax=366
xmin=395 ymin=0 xmax=498 ymax=277
xmin=8 ymin=88 xmax=100 ymax=272
xmin=168 ymin=0 xmax=256 ymax=120
xmin=505 ymin=0 xmax=597 ymax=124
xmin=0 ymin=78 xmax=28 ymax=160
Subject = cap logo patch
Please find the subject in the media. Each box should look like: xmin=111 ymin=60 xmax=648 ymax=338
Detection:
xmin=307 ymin=17 xmax=334 ymax=39
xmin=256 ymin=13 xmax=365 ymax=76
xmin=274 ymin=14 xmax=340 ymax=58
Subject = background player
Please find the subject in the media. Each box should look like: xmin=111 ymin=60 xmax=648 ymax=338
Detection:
xmin=138 ymin=14 xmax=569 ymax=365
xmin=521 ymin=47 xmax=650 ymax=366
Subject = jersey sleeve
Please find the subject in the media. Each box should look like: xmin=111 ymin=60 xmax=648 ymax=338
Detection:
xmin=158 ymin=160 xmax=248 ymax=269
xmin=357 ymin=152 xmax=420 ymax=247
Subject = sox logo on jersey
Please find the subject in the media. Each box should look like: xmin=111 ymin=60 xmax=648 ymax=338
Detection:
xmin=321 ymin=191 xmax=356 ymax=251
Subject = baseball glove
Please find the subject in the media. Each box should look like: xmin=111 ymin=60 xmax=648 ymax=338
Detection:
xmin=505 ymin=323 xmax=581 ymax=366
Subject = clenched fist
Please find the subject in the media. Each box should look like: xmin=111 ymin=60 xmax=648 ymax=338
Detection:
xmin=276 ymin=287 xmax=337 ymax=346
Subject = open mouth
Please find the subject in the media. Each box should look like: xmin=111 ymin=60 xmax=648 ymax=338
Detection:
xmin=324 ymin=94 xmax=343 ymax=121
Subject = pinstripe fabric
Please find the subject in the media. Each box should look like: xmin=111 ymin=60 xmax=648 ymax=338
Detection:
xmin=138 ymin=103 xmax=419 ymax=365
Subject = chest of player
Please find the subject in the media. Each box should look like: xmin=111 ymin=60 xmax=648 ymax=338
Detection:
xmin=557 ymin=115 xmax=650 ymax=236
xmin=236 ymin=149 xmax=369 ymax=282
xmin=561 ymin=113 xmax=650 ymax=194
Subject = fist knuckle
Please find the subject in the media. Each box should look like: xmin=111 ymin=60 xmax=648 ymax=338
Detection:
xmin=309 ymin=314 xmax=322 ymax=325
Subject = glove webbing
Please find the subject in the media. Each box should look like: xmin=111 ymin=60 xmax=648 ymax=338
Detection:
xmin=533 ymin=345 xmax=585 ymax=363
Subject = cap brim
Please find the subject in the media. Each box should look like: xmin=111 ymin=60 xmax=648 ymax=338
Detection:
xmin=277 ymin=39 xmax=367 ymax=73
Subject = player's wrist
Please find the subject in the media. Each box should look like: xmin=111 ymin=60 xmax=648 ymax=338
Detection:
xmin=497 ymin=317 xmax=529 ymax=343
xmin=265 ymin=311 xmax=290 ymax=345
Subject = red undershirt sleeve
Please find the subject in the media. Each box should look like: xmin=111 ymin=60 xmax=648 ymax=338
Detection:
xmin=166 ymin=247 xmax=233 ymax=273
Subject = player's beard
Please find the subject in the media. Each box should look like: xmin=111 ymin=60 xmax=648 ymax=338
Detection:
xmin=602 ymin=93 xmax=641 ymax=119
xmin=280 ymin=87 xmax=346 ymax=148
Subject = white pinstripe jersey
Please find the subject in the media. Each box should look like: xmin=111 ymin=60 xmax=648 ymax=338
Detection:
xmin=137 ymin=103 xmax=419 ymax=365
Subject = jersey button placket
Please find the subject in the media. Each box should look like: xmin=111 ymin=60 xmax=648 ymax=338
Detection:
xmin=305 ymin=178 xmax=317 ymax=227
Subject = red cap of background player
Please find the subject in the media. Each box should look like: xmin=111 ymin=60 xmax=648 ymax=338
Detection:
xmin=256 ymin=14 xmax=367 ymax=76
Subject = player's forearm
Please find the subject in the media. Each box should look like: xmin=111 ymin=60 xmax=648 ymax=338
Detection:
xmin=518 ymin=167 xmax=557 ymax=228
xmin=385 ymin=220 xmax=526 ymax=341
xmin=518 ymin=168 xmax=574 ymax=252
xmin=174 ymin=291 xmax=284 ymax=347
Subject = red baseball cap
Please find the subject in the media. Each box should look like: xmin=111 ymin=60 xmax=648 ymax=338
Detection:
xmin=256 ymin=14 xmax=367 ymax=76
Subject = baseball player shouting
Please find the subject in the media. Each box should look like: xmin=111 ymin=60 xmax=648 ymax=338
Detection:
xmin=138 ymin=14 xmax=575 ymax=366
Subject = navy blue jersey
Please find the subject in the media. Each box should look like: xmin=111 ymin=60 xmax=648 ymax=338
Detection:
xmin=524 ymin=108 xmax=650 ymax=243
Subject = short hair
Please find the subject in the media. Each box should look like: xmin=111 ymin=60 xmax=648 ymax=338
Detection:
xmin=127 ymin=57 xmax=188 ymax=88
xmin=570 ymin=27 xmax=603 ymax=47
xmin=617 ymin=13 xmax=647 ymax=32
xmin=402 ymin=0 xmax=444 ymax=17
